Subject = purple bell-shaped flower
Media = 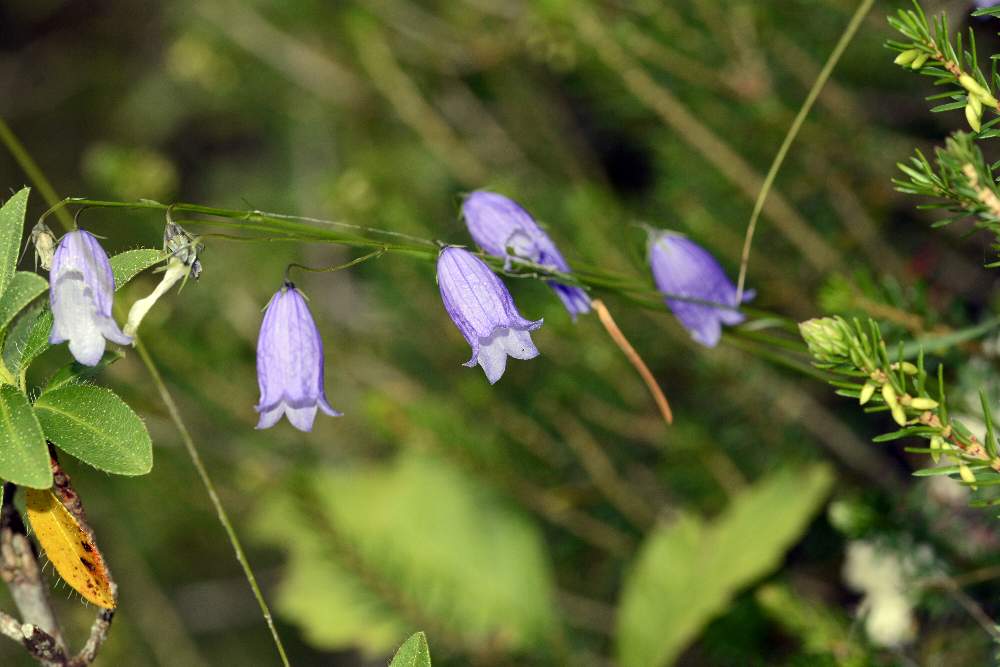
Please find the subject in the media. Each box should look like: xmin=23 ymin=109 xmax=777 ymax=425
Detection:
xmin=49 ymin=230 xmax=132 ymax=366
xmin=255 ymin=283 xmax=342 ymax=431
xmin=462 ymin=190 xmax=591 ymax=319
xmin=648 ymin=231 xmax=752 ymax=348
xmin=437 ymin=246 xmax=543 ymax=384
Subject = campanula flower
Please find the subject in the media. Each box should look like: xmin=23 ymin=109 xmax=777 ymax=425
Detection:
xmin=437 ymin=246 xmax=543 ymax=384
xmin=462 ymin=190 xmax=591 ymax=319
xmin=648 ymin=231 xmax=752 ymax=348
xmin=49 ymin=230 xmax=131 ymax=366
xmin=255 ymin=283 xmax=341 ymax=431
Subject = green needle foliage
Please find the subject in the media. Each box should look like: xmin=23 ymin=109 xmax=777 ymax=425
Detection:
xmin=801 ymin=317 xmax=1000 ymax=503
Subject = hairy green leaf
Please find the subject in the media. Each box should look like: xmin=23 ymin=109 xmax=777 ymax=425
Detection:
xmin=2 ymin=248 xmax=160 ymax=375
xmin=0 ymin=272 xmax=47 ymax=333
xmin=3 ymin=307 xmax=52 ymax=377
xmin=110 ymin=248 xmax=164 ymax=287
xmin=34 ymin=384 xmax=152 ymax=475
xmin=0 ymin=385 xmax=51 ymax=488
xmin=255 ymin=454 xmax=558 ymax=658
xmin=0 ymin=188 xmax=29 ymax=297
xmin=616 ymin=464 xmax=834 ymax=667
xmin=44 ymin=351 xmax=123 ymax=393
xmin=389 ymin=632 xmax=431 ymax=667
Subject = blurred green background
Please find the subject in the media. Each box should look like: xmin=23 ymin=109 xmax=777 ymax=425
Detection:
xmin=2 ymin=0 xmax=1000 ymax=665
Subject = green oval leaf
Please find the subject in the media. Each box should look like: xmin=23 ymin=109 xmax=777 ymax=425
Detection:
xmin=0 ymin=385 xmax=51 ymax=488
xmin=616 ymin=465 xmax=834 ymax=667
xmin=389 ymin=632 xmax=431 ymax=667
xmin=34 ymin=384 xmax=152 ymax=476
xmin=110 ymin=248 xmax=164 ymax=287
xmin=0 ymin=272 xmax=48 ymax=333
xmin=0 ymin=188 xmax=29 ymax=297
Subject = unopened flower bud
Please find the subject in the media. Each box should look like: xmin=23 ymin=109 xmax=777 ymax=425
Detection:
xmin=930 ymin=435 xmax=943 ymax=462
xmin=894 ymin=49 xmax=919 ymax=66
xmin=970 ymin=93 xmax=984 ymax=117
xmin=881 ymin=383 xmax=899 ymax=410
xmin=908 ymin=397 xmax=939 ymax=410
xmin=966 ymin=101 xmax=982 ymax=133
xmin=891 ymin=404 xmax=908 ymax=426
xmin=911 ymin=53 xmax=929 ymax=70
xmin=959 ymin=464 xmax=978 ymax=490
xmin=890 ymin=361 xmax=918 ymax=375
xmin=799 ymin=317 xmax=851 ymax=364
xmin=960 ymin=74 xmax=991 ymax=99
xmin=29 ymin=222 xmax=56 ymax=271
xmin=860 ymin=381 xmax=876 ymax=405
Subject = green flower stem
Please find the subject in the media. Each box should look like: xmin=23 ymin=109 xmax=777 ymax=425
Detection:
xmin=0 ymin=121 xmax=291 ymax=667
xmin=133 ymin=336 xmax=291 ymax=666
xmin=48 ymin=197 xmax=779 ymax=317
xmin=736 ymin=0 xmax=876 ymax=300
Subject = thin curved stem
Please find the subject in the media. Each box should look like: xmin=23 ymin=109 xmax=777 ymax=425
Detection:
xmin=285 ymin=247 xmax=387 ymax=282
xmin=133 ymin=338 xmax=290 ymax=667
xmin=0 ymin=118 xmax=73 ymax=231
xmin=592 ymin=299 xmax=673 ymax=426
xmin=735 ymin=0 xmax=876 ymax=300
xmin=0 ymin=118 xmax=291 ymax=666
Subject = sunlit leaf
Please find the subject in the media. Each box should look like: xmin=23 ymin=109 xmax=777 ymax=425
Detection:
xmin=389 ymin=632 xmax=432 ymax=667
xmin=44 ymin=351 xmax=124 ymax=393
xmin=255 ymin=453 xmax=558 ymax=658
xmin=25 ymin=487 xmax=115 ymax=609
xmin=616 ymin=464 xmax=834 ymax=667
xmin=0 ymin=188 xmax=29 ymax=297
xmin=3 ymin=307 xmax=52 ymax=377
xmin=34 ymin=384 xmax=152 ymax=475
xmin=109 ymin=248 xmax=164 ymax=287
xmin=0 ymin=272 xmax=47 ymax=333
xmin=0 ymin=385 xmax=50 ymax=488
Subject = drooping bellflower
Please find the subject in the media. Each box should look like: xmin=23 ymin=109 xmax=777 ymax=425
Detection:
xmin=462 ymin=190 xmax=591 ymax=319
xmin=49 ymin=230 xmax=132 ymax=366
xmin=255 ymin=283 xmax=342 ymax=432
xmin=437 ymin=246 xmax=543 ymax=384
xmin=648 ymin=231 xmax=752 ymax=348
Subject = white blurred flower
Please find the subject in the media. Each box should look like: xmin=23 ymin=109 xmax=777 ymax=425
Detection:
xmin=843 ymin=540 xmax=929 ymax=648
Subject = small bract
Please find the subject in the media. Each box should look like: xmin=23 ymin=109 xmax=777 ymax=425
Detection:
xmin=648 ymin=231 xmax=752 ymax=348
xmin=437 ymin=246 xmax=543 ymax=384
xmin=462 ymin=190 xmax=590 ymax=319
xmin=49 ymin=230 xmax=132 ymax=366
xmin=255 ymin=283 xmax=342 ymax=432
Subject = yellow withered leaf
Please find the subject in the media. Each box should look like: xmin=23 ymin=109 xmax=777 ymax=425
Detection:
xmin=25 ymin=488 xmax=115 ymax=609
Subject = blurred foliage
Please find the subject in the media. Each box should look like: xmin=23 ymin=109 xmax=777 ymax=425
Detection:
xmin=616 ymin=464 xmax=834 ymax=667
xmin=1 ymin=0 xmax=1000 ymax=665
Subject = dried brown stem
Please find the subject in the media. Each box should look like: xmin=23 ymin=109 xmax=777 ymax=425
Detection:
xmin=592 ymin=299 xmax=673 ymax=426
xmin=0 ymin=461 xmax=118 ymax=667
xmin=0 ymin=484 xmax=64 ymax=653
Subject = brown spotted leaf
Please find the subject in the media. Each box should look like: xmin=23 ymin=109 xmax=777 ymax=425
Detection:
xmin=25 ymin=487 xmax=115 ymax=609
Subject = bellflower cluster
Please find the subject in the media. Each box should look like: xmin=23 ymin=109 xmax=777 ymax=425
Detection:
xmin=437 ymin=246 xmax=543 ymax=384
xmin=462 ymin=190 xmax=591 ymax=319
xmin=648 ymin=231 xmax=752 ymax=348
xmin=49 ymin=230 xmax=132 ymax=366
xmin=255 ymin=283 xmax=342 ymax=432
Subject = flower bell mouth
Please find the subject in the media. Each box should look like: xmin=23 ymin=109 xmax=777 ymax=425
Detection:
xmin=255 ymin=283 xmax=342 ymax=432
xmin=48 ymin=230 xmax=132 ymax=366
xmin=462 ymin=190 xmax=591 ymax=320
xmin=436 ymin=246 xmax=543 ymax=384
xmin=648 ymin=231 xmax=753 ymax=348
